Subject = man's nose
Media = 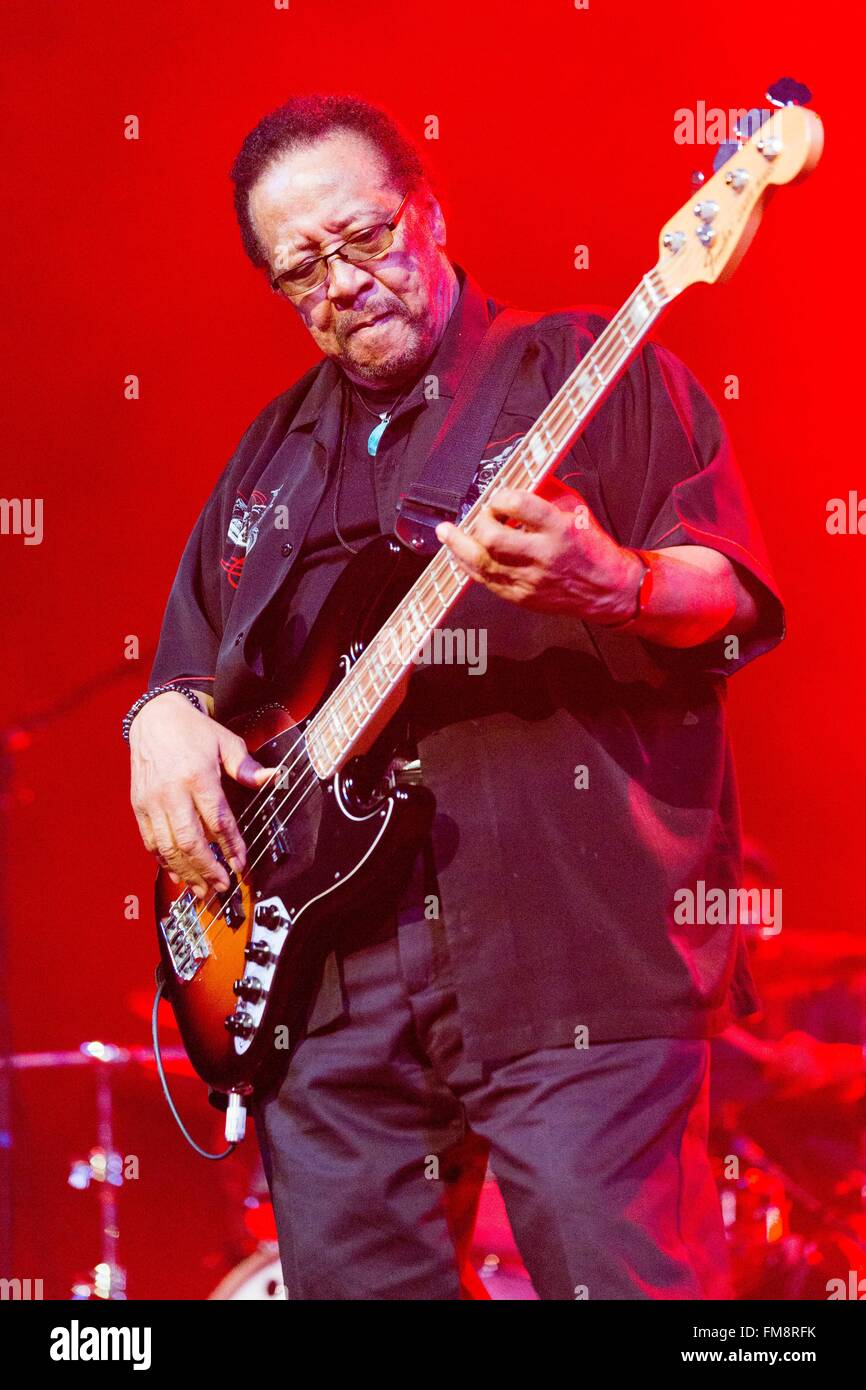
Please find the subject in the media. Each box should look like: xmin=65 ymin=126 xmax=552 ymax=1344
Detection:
xmin=324 ymin=254 xmax=372 ymax=303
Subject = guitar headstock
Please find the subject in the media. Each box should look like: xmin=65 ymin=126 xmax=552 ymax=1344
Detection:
xmin=656 ymin=85 xmax=824 ymax=298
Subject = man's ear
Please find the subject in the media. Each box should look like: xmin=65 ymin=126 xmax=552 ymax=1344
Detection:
xmin=417 ymin=187 xmax=447 ymax=248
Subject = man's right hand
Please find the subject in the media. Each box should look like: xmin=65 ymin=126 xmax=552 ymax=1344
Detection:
xmin=129 ymin=692 xmax=276 ymax=899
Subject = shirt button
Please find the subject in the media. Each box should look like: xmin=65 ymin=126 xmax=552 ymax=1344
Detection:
xmin=281 ymin=542 xmax=293 ymax=557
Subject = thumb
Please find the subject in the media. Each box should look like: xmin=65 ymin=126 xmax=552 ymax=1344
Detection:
xmin=219 ymin=733 xmax=277 ymax=788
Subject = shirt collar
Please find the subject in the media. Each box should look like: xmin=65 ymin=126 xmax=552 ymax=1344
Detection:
xmin=286 ymin=263 xmax=502 ymax=437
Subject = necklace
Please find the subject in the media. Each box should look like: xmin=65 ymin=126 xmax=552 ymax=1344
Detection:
xmin=350 ymin=381 xmax=409 ymax=456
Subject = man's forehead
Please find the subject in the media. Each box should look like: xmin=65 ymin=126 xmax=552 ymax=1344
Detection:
xmin=252 ymin=134 xmax=395 ymax=235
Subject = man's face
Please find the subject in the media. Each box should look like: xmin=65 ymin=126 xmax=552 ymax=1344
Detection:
xmin=247 ymin=131 xmax=456 ymax=387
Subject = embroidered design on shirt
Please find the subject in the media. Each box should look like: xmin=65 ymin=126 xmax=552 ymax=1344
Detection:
xmin=458 ymin=433 xmax=527 ymax=524
xmin=221 ymin=488 xmax=281 ymax=589
xmin=227 ymin=488 xmax=280 ymax=552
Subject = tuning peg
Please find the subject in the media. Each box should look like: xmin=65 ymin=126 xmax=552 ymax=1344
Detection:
xmin=767 ymin=77 xmax=812 ymax=107
xmin=735 ymin=108 xmax=771 ymax=141
xmin=690 ymin=170 xmax=706 ymax=188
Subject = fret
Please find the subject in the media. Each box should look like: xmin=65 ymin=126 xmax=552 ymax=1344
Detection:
xmin=343 ymin=681 xmax=369 ymax=729
xmin=374 ymin=632 xmax=401 ymax=682
xmin=321 ymin=710 xmax=346 ymax=761
xmin=353 ymin=675 xmax=374 ymax=715
xmin=528 ymin=432 xmax=547 ymax=469
xmin=409 ymin=593 xmax=430 ymax=628
xmin=366 ymin=652 xmax=389 ymax=699
xmin=404 ymin=598 xmax=427 ymax=644
xmin=628 ymin=297 xmax=647 ymax=334
xmin=329 ymin=704 xmax=352 ymax=741
xmin=565 ymin=384 xmax=586 ymax=419
xmin=304 ymin=275 xmax=667 ymax=777
xmin=430 ymin=567 xmax=449 ymax=609
xmin=318 ymin=722 xmax=340 ymax=773
xmin=542 ymin=421 xmax=559 ymax=455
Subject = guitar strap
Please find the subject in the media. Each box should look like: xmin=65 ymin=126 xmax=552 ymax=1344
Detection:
xmin=394 ymin=306 xmax=540 ymax=555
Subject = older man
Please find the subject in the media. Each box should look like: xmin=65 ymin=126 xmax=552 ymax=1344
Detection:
xmin=128 ymin=95 xmax=783 ymax=1300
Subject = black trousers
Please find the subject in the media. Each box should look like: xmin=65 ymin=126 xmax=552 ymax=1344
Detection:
xmin=252 ymin=900 xmax=732 ymax=1301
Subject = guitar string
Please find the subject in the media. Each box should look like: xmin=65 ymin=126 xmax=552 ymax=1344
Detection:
xmin=271 ymin=275 xmax=669 ymax=783
xmin=177 ymin=278 xmax=668 ymax=951
xmin=259 ymin=272 xmax=668 ymax=801
xmin=175 ymin=278 xmax=669 ymax=950
xmin=182 ymin=276 xmax=668 ymax=950
xmin=194 ymin=272 xmax=664 ymax=860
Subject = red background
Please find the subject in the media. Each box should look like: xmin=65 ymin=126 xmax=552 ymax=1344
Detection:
xmin=2 ymin=0 xmax=859 ymax=1297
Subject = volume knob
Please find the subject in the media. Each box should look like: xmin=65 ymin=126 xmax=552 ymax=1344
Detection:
xmin=254 ymin=902 xmax=286 ymax=929
xmin=224 ymin=1010 xmax=255 ymax=1039
xmin=234 ymin=976 xmax=265 ymax=1004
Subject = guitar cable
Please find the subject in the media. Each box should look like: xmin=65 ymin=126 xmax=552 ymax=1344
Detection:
xmin=151 ymin=966 xmax=237 ymax=1161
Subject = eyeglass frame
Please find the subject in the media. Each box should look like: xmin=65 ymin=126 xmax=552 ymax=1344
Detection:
xmin=269 ymin=190 xmax=413 ymax=299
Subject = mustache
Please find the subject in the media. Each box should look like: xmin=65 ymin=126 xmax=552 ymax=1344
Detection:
xmin=336 ymin=301 xmax=411 ymax=343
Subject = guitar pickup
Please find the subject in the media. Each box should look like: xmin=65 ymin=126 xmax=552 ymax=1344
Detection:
xmin=394 ymin=757 xmax=423 ymax=787
xmin=256 ymin=799 xmax=291 ymax=865
xmin=210 ymin=843 xmax=246 ymax=931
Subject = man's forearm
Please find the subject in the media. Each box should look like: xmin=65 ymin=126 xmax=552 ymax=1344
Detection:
xmin=604 ymin=544 xmax=760 ymax=648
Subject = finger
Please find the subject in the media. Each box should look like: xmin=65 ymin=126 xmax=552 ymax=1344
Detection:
xmin=474 ymin=508 xmax=544 ymax=565
xmin=192 ymin=786 xmax=247 ymax=877
xmin=219 ymin=734 xmax=277 ymax=789
xmin=435 ymin=522 xmax=494 ymax=578
xmin=132 ymin=799 xmax=158 ymax=857
xmin=148 ymin=808 xmax=205 ymax=896
xmin=161 ymin=802 xmax=230 ymax=896
xmin=486 ymin=487 xmax=561 ymax=529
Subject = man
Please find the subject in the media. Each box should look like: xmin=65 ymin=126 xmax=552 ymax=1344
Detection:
xmin=129 ymin=94 xmax=784 ymax=1300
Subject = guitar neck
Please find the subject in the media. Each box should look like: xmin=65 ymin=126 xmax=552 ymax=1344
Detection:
xmin=305 ymin=265 xmax=675 ymax=779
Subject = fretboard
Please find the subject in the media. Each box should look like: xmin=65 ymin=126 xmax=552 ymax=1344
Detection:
xmin=305 ymin=267 xmax=671 ymax=778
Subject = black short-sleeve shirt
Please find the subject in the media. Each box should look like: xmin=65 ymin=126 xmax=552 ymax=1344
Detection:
xmin=150 ymin=263 xmax=783 ymax=1061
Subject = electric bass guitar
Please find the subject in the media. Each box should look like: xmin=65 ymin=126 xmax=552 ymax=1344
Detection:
xmin=154 ymin=85 xmax=823 ymax=1131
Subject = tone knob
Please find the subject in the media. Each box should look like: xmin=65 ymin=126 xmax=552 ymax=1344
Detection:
xmin=234 ymin=976 xmax=265 ymax=1004
xmin=244 ymin=940 xmax=273 ymax=966
xmin=224 ymin=1010 xmax=255 ymax=1039
xmin=254 ymin=902 xmax=286 ymax=929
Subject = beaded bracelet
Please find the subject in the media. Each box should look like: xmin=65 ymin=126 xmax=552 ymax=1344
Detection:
xmin=122 ymin=683 xmax=205 ymax=744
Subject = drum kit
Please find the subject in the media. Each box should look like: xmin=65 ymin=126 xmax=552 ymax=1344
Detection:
xmin=3 ymin=927 xmax=865 ymax=1300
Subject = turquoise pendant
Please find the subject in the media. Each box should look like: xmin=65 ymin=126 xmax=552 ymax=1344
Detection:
xmin=367 ymin=413 xmax=390 ymax=456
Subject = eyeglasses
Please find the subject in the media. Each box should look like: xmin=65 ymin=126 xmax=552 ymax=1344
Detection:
xmin=270 ymin=190 xmax=412 ymax=300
